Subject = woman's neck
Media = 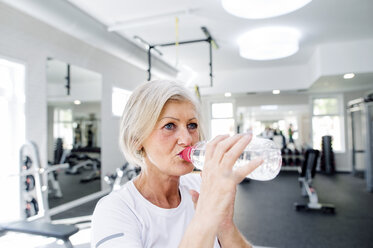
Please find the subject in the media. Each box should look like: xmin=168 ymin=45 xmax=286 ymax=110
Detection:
xmin=134 ymin=167 xmax=181 ymax=209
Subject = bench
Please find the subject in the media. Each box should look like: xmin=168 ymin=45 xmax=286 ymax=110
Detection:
xmin=1 ymin=220 xmax=79 ymax=248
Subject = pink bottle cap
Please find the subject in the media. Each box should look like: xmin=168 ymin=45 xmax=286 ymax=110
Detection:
xmin=179 ymin=146 xmax=193 ymax=162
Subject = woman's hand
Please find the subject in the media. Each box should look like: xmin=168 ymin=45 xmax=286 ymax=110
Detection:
xmin=192 ymin=134 xmax=263 ymax=232
xmin=180 ymin=134 xmax=262 ymax=247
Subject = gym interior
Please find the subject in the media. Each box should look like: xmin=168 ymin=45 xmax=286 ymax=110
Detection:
xmin=0 ymin=1 xmax=372 ymax=247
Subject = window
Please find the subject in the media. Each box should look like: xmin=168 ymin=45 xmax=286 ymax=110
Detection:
xmin=53 ymin=108 xmax=74 ymax=149
xmin=112 ymin=87 xmax=132 ymax=117
xmin=211 ymin=102 xmax=235 ymax=138
xmin=0 ymin=58 xmax=25 ymax=222
xmin=311 ymin=96 xmax=344 ymax=152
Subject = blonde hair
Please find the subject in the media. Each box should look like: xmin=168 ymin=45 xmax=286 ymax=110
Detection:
xmin=119 ymin=80 xmax=204 ymax=166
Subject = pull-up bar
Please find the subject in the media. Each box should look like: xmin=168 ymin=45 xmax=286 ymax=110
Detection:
xmin=134 ymin=26 xmax=218 ymax=87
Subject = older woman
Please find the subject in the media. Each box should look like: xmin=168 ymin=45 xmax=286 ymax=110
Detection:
xmin=91 ymin=80 xmax=263 ymax=248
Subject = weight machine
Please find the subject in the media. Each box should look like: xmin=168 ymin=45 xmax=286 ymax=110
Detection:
xmin=294 ymin=149 xmax=335 ymax=213
xmin=0 ymin=141 xmax=78 ymax=248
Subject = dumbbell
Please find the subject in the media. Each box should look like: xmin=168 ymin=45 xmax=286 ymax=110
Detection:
xmin=23 ymin=156 xmax=33 ymax=170
xmin=25 ymin=198 xmax=39 ymax=217
xmin=25 ymin=175 xmax=35 ymax=191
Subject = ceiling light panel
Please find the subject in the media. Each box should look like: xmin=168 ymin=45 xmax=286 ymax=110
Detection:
xmin=238 ymin=27 xmax=301 ymax=60
xmin=343 ymin=73 xmax=355 ymax=79
xmin=272 ymin=90 xmax=280 ymax=94
xmin=221 ymin=0 xmax=312 ymax=19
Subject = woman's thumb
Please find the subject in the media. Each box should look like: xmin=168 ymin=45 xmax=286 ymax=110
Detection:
xmin=189 ymin=190 xmax=199 ymax=209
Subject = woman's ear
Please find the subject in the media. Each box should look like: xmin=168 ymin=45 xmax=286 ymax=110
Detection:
xmin=136 ymin=146 xmax=145 ymax=156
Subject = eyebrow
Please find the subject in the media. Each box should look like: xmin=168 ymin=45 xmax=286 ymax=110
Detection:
xmin=160 ymin=117 xmax=197 ymax=122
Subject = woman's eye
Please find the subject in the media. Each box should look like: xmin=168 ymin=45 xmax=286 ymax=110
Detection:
xmin=164 ymin=123 xmax=176 ymax=130
xmin=188 ymin=123 xmax=198 ymax=130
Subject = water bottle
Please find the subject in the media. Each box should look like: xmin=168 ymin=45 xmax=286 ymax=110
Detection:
xmin=179 ymin=137 xmax=282 ymax=181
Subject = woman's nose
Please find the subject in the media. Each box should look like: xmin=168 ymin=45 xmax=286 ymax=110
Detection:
xmin=177 ymin=127 xmax=192 ymax=147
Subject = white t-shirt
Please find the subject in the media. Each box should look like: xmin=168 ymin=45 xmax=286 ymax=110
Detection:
xmin=91 ymin=173 xmax=220 ymax=248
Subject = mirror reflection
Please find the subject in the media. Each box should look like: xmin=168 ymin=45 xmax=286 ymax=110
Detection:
xmin=46 ymin=58 xmax=102 ymax=209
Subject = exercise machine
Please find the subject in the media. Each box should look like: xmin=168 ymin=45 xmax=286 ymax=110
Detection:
xmin=104 ymin=162 xmax=141 ymax=191
xmin=294 ymin=149 xmax=335 ymax=213
xmin=0 ymin=141 xmax=78 ymax=248
xmin=48 ymin=137 xmax=69 ymax=198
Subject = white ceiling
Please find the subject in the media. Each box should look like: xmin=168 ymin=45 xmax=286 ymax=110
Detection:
xmin=64 ymin=0 xmax=373 ymax=95
xmin=3 ymin=0 xmax=373 ymax=95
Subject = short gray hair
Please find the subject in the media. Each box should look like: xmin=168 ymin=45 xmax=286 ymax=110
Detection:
xmin=119 ymin=80 xmax=204 ymax=166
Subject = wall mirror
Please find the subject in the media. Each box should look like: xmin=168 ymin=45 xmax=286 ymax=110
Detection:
xmin=46 ymin=58 xmax=102 ymax=214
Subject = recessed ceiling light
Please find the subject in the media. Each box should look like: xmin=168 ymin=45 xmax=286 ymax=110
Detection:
xmin=74 ymin=100 xmax=81 ymax=105
xmin=221 ymin=0 xmax=312 ymax=19
xmin=225 ymin=92 xmax=232 ymax=97
xmin=272 ymin=90 xmax=280 ymax=94
xmin=343 ymin=73 xmax=355 ymax=79
xmin=238 ymin=27 xmax=300 ymax=60
xmin=261 ymin=105 xmax=278 ymax=110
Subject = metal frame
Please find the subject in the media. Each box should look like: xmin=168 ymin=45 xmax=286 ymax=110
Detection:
xmin=65 ymin=64 xmax=71 ymax=95
xmin=363 ymin=102 xmax=373 ymax=192
xmin=136 ymin=26 xmax=218 ymax=87
xmin=347 ymin=98 xmax=373 ymax=192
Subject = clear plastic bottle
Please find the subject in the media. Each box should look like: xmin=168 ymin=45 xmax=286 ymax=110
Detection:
xmin=179 ymin=137 xmax=282 ymax=181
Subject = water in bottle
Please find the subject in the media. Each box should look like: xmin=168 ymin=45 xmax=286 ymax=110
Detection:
xmin=179 ymin=137 xmax=282 ymax=181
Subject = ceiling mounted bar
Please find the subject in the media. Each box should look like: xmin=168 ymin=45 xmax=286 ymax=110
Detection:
xmin=138 ymin=26 xmax=218 ymax=86
xmin=152 ymin=38 xmax=207 ymax=47
xmin=108 ymin=8 xmax=198 ymax=31
xmin=65 ymin=64 xmax=71 ymax=95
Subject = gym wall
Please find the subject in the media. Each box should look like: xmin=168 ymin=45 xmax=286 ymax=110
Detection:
xmin=0 ymin=3 xmax=164 ymax=190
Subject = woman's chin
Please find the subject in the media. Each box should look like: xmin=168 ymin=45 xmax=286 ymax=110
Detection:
xmin=178 ymin=161 xmax=194 ymax=173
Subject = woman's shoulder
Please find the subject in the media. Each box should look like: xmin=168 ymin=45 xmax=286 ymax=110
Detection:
xmin=180 ymin=172 xmax=202 ymax=191
xmin=91 ymin=181 xmax=144 ymax=247
xmin=93 ymin=180 xmax=138 ymax=215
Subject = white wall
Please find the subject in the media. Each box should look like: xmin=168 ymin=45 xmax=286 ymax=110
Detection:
xmin=202 ymin=89 xmax=372 ymax=172
xmin=202 ymin=93 xmax=309 ymax=138
xmin=0 ymin=3 xmax=159 ymax=189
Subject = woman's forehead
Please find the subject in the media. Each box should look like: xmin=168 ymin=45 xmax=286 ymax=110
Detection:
xmin=159 ymin=100 xmax=197 ymax=118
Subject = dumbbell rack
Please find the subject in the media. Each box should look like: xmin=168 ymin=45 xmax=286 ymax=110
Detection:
xmin=19 ymin=141 xmax=49 ymax=221
xmin=281 ymin=148 xmax=304 ymax=170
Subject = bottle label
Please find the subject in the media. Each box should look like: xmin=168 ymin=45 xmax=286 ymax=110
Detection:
xmin=180 ymin=146 xmax=193 ymax=162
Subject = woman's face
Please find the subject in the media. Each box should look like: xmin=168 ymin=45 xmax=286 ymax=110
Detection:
xmin=141 ymin=100 xmax=199 ymax=177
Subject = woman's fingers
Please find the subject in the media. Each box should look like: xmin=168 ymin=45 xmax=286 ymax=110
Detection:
xmin=233 ymin=158 xmax=264 ymax=183
xmin=204 ymin=134 xmax=229 ymax=161
xmin=217 ymin=134 xmax=252 ymax=169
xmin=189 ymin=190 xmax=200 ymax=209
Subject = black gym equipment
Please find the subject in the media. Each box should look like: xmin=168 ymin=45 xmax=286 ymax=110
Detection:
xmin=104 ymin=162 xmax=141 ymax=191
xmin=64 ymin=147 xmax=101 ymax=183
xmin=25 ymin=198 xmax=39 ymax=218
xmin=1 ymin=221 xmax=78 ymax=248
xmin=294 ymin=149 xmax=335 ymax=213
xmin=135 ymin=26 xmax=218 ymax=86
xmin=23 ymin=156 xmax=33 ymax=170
xmin=48 ymin=138 xmax=70 ymax=198
xmin=320 ymin=135 xmax=335 ymax=175
xmin=25 ymin=175 xmax=35 ymax=191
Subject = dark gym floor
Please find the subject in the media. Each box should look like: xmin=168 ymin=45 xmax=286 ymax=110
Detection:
xmin=51 ymin=170 xmax=373 ymax=248
xmin=48 ymin=169 xmax=101 ymax=209
xmin=235 ymin=171 xmax=373 ymax=248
